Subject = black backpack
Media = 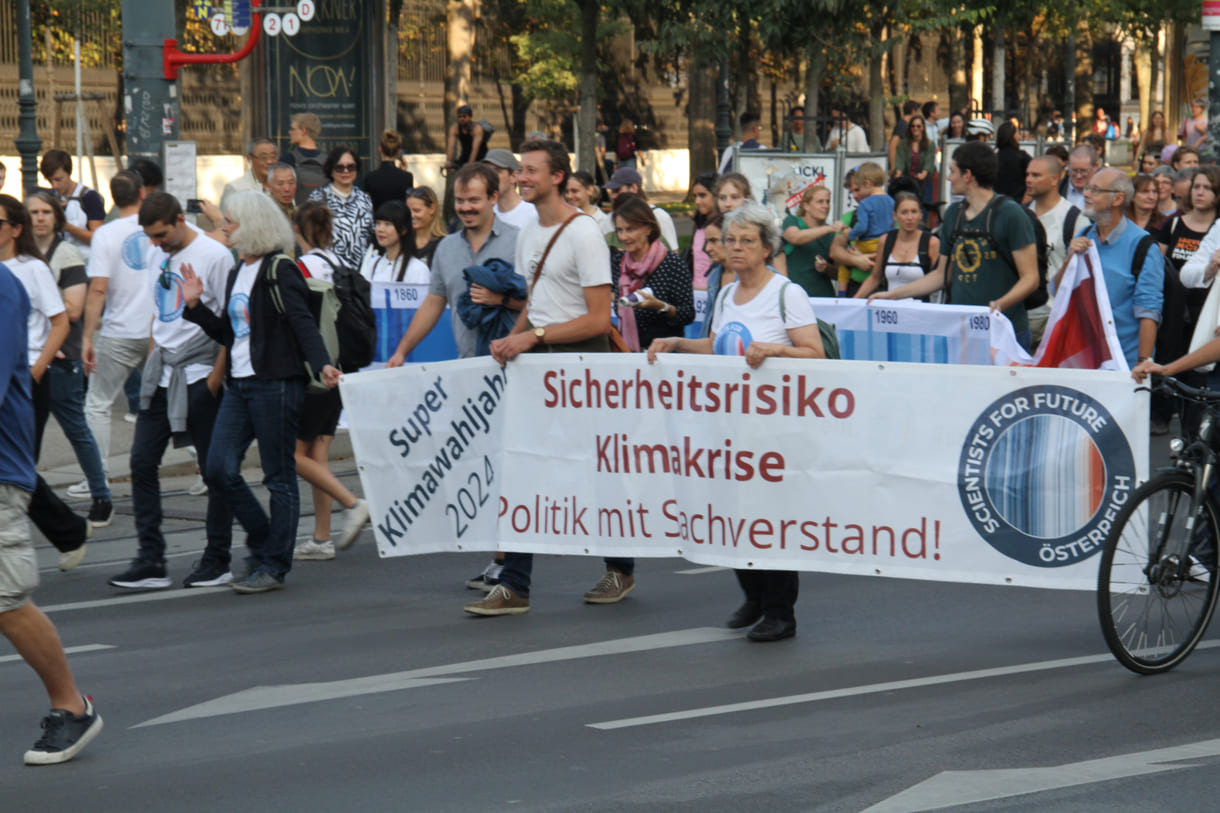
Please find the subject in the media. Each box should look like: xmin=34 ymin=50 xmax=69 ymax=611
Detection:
xmin=292 ymin=147 xmax=328 ymax=206
xmin=316 ymin=254 xmax=378 ymax=371
xmin=946 ymin=194 xmax=1050 ymax=310
xmin=1130 ymin=231 xmax=1186 ymax=362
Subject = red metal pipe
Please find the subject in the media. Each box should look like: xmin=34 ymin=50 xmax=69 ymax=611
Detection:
xmin=163 ymin=0 xmax=264 ymax=81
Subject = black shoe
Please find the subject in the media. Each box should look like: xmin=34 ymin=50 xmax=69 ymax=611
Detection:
xmin=87 ymin=498 xmax=114 ymax=528
xmin=747 ymin=617 xmax=797 ymax=642
xmin=108 ymin=560 xmax=171 ymax=590
xmin=726 ymin=601 xmax=763 ymax=629
xmin=23 ymin=695 xmax=104 ymax=765
xmin=183 ymin=559 xmax=234 ymax=588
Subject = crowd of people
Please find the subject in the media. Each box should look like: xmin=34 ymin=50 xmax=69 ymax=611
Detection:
xmin=0 ymin=94 xmax=1216 ymax=767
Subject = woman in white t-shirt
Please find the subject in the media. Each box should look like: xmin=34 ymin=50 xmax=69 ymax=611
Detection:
xmin=181 ymin=191 xmax=343 ymax=593
xmin=358 ymin=201 xmax=429 ymax=285
xmin=26 ymin=190 xmax=112 ymax=514
xmin=0 ymin=194 xmax=90 ymax=563
xmin=290 ymin=201 xmax=368 ymax=561
xmin=564 ymin=171 xmax=611 ymax=236
xmin=0 ymin=195 xmax=70 ymax=425
xmin=646 ymin=201 xmax=825 ymax=643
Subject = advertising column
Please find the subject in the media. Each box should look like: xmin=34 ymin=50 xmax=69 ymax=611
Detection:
xmin=260 ymin=0 xmax=387 ymax=168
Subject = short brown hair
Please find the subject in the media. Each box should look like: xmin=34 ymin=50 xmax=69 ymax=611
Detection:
xmin=454 ymin=163 xmax=499 ymax=197
xmin=519 ymin=138 xmax=570 ymax=184
xmin=39 ymin=149 xmax=72 ymax=181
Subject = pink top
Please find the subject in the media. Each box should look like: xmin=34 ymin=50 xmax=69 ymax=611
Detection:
xmin=691 ymin=227 xmax=710 ymax=289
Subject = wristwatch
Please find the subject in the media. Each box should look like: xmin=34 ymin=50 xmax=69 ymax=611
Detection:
xmin=534 ymin=326 xmax=546 ymax=343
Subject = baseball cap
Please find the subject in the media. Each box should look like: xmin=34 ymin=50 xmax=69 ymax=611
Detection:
xmin=483 ymin=149 xmax=520 ymax=172
xmin=605 ymin=167 xmax=643 ymax=190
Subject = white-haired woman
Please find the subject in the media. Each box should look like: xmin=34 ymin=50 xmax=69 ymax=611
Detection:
xmin=647 ymin=201 xmax=824 ymax=642
xmin=181 ymin=190 xmax=340 ymax=593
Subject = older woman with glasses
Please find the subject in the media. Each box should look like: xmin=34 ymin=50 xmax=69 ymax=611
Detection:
xmin=647 ymin=201 xmax=825 ymax=642
xmin=307 ymin=145 xmax=373 ymax=269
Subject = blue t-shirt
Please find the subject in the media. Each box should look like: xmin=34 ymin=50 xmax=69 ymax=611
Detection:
xmin=849 ymin=193 xmax=895 ymax=242
xmin=0 ymin=264 xmax=35 ymax=493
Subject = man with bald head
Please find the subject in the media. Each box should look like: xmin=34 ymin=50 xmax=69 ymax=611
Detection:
xmin=1063 ymin=167 xmax=1163 ymax=368
xmin=1026 ymin=154 xmax=1089 ymax=341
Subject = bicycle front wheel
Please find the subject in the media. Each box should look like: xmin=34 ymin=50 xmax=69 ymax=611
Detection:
xmin=1097 ymin=470 xmax=1220 ymax=674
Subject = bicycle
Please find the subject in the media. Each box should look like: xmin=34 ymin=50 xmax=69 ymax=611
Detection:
xmin=1097 ymin=375 xmax=1220 ymax=674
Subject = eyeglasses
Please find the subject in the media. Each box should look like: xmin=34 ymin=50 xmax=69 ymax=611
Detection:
xmin=1069 ymin=168 xmax=1093 ymax=176
xmin=407 ymin=188 xmax=431 ymax=199
xmin=723 ymin=236 xmax=759 ymax=248
xmin=1083 ymin=184 xmax=1118 ymax=195
xmin=0 ymin=219 xmax=10 ymax=228
xmin=333 ymin=163 xmax=357 ymax=173
xmin=158 ymin=257 xmax=173 ymax=290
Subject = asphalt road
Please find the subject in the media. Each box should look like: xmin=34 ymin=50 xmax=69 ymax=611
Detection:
xmin=5 ymin=411 xmax=1220 ymax=811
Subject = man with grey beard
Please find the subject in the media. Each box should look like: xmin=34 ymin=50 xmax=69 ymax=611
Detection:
xmin=1062 ymin=167 xmax=1164 ymax=368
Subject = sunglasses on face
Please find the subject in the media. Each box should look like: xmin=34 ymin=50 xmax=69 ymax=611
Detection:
xmin=334 ymin=163 xmax=358 ymax=173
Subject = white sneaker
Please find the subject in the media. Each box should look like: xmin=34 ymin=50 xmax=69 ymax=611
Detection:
xmin=294 ymin=539 xmax=336 ymax=560
xmin=123 ymin=412 xmax=138 ymax=424
xmin=66 ymin=480 xmax=93 ymax=499
xmin=336 ymin=499 xmax=370 ymax=550
xmin=58 ymin=543 xmax=87 ymax=572
xmin=188 ymin=475 xmax=208 ymax=496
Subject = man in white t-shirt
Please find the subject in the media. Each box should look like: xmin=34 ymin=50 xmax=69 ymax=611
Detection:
xmin=483 ymin=149 xmax=537 ymax=230
xmin=107 ymin=192 xmax=236 ymax=592
xmin=467 ymin=138 xmax=633 ymax=617
xmin=82 ymin=170 xmax=153 ymax=486
xmin=604 ymin=167 xmax=679 ymax=249
xmin=827 ymin=109 xmax=870 ymax=153
xmin=40 ymin=150 xmax=105 ymax=264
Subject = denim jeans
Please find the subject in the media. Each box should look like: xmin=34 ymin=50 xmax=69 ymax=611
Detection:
xmin=130 ymin=380 xmax=232 ymax=566
xmin=47 ymin=359 xmax=109 ymax=500
xmin=498 ymin=553 xmax=634 ymax=599
xmin=207 ymin=377 xmax=304 ymax=582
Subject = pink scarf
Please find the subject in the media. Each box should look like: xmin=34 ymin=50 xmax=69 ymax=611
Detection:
xmin=617 ymin=240 xmax=668 ymax=352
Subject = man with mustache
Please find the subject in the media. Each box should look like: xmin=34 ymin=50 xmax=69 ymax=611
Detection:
xmin=385 ymin=162 xmax=522 ymax=592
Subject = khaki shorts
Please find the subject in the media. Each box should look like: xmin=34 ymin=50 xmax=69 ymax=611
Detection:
xmin=0 ymin=484 xmax=38 ymax=613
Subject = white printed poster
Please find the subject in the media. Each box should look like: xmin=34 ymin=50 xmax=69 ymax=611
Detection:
xmin=342 ymin=355 xmax=1149 ymax=590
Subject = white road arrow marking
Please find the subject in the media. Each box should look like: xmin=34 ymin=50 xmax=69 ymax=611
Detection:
xmin=134 ymin=627 xmax=740 ymax=728
xmin=862 ymin=738 xmax=1220 ymax=812
xmin=589 ymin=641 xmax=1220 ymax=729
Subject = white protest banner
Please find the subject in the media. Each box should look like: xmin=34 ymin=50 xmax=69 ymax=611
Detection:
xmin=342 ymin=355 xmax=1148 ymax=590
xmin=341 ymin=358 xmax=507 ymax=553
xmin=810 ymin=298 xmax=1007 ymax=364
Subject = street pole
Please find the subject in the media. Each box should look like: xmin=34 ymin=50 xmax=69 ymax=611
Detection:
xmin=715 ymin=57 xmax=731 ymax=158
xmin=122 ymin=0 xmax=180 ymax=164
xmin=15 ymin=0 xmax=43 ymax=193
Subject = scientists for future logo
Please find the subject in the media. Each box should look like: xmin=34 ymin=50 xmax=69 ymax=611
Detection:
xmin=957 ymin=385 xmax=1136 ymax=567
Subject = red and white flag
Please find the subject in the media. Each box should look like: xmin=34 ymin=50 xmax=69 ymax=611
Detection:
xmin=991 ymin=246 xmax=1128 ymax=371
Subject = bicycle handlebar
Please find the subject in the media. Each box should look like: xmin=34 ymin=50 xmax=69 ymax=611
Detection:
xmin=1152 ymin=375 xmax=1220 ymax=404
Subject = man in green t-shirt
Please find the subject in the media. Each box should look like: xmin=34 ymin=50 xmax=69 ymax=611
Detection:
xmin=871 ymin=141 xmax=1039 ymax=348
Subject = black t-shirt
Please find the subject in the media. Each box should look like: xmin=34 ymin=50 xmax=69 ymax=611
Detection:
xmin=363 ymin=164 xmax=415 ymax=210
xmin=1158 ymin=214 xmax=1215 ymax=326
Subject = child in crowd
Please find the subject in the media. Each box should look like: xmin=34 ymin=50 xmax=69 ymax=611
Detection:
xmin=842 ymin=162 xmax=894 ymax=296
